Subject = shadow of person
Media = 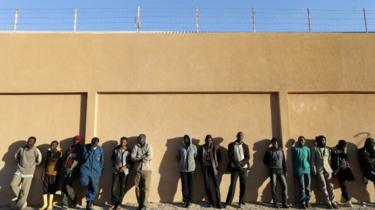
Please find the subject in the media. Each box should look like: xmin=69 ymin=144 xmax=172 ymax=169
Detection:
xmin=342 ymin=142 xmax=370 ymax=203
xmin=0 ymin=140 xmax=26 ymax=206
xmin=158 ymin=137 xmax=183 ymax=203
xmin=246 ymin=139 xmax=271 ymax=203
xmin=96 ymin=140 xmax=118 ymax=205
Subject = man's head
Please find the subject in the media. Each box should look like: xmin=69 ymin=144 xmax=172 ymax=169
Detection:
xmin=298 ymin=136 xmax=306 ymax=147
xmin=91 ymin=137 xmax=100 ymax=147
xmin=364 ymin=137 xmax=375 ymax=151
xmin=205 ymin=134 xmax=213 ymax=146
xmin=50 ymin=140 xmax=59 ymax=151
xmin=27 ymin=136 xmax=37 ymax=149
xmin=183 ymin=135 xmax=190 ymax=146
xmin=271 ymin=137 xmax=279 ymax=149
xmin=315 ymin=135 xmax=326 ymax=148
xmin=236 ymin=131 xmax=244 ymax=143
xmin=337 ymin=139 xmax=347 ymax=152
xmin=138 ymin=134 xmax=146 ymax=146
xmin=120 ymin=136 xmax=128 ymax=148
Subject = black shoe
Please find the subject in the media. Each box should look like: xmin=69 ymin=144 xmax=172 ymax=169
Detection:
xmin=216 ymin=203 xmax=223 ymax=209
xmin=273 ymin=203 xmax=280 ymax=208
xmin=331 ymin=202 xmax=339 ymax=209
xmin=282 ymin=203 xmax=289 ymax=209
xmin=111 ymin=204 xmax=119 ymax=210
xmin=86 ymin=201 xmax=93 ymax=210
xmin=186 ymin=202 xmax=191 ymax=208
xmin=300 ymin=203 xmax=307 ymax=209
xmin=183 ymin=202 xmax=188 ymax=208
xmin=238 ymin=203 xmax=244 ymax=209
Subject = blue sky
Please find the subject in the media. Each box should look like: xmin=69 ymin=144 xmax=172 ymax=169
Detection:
xmin=0 ymin=0 xmax=374 ymax=32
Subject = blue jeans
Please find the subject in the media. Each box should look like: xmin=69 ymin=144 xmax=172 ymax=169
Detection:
xmin=295 ymin=173 xmax=311 ymax=204
xmin=80 ymin=173 xmax=100 ymax=202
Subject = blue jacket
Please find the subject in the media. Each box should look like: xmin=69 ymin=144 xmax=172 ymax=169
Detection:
xmin=80 ymin=144 xmax=104 ymax=177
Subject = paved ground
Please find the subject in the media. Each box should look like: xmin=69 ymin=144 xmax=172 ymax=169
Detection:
xmin=2 ymin=202 xmax=374 ymax=210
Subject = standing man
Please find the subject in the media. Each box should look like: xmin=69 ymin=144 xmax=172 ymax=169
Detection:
xmin=177 ymin=135 xmax=197 ymax=208
xmin=292 ymin=136 xmax=311 ymax=209
xmin=263 ymin=137 xmax=289 ymax=208
xmin=224 ymin=131 xmax=250 ymax=209
xmin=311 ymin=135 xmax=338 ymax=209
xmin=131 ymin=134 xmax=152 ymax=210
xmin=80 ymin=137 xmax=104 ymax=210
xmin=358 ymin=138 xmax=375 ymax=194
xmin=111 ymin=137 xmax=132 ymax=210
xmin=198 ymin=134 xmax=222 ymax=209
xmin=10 ymin=136 xmax=42 ymax=209
xmin=61 ymin=135 xmax=82 ymax=209
xmin=332 ymin=140 xmax=355 ymax=207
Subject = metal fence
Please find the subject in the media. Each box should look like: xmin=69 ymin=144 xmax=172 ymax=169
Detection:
xmin=0 ymin=7 xmax=374 ymax=32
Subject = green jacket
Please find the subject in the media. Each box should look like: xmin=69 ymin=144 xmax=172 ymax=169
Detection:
xmin=292 ymin=146 xmax=311 ymax=174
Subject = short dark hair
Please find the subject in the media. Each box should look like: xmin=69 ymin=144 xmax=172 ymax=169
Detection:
xmin=28 ymin=136 xmax=37 ymax=142
xmin=205 ymin=134 xmax=212 ymax=142
xmin=120 ymin=136 xmax=128 ymax=142
xmin=50 ymin=140 xmax=59 ymax=146
xmin=91 ymin=137 xmax=100 ymax=143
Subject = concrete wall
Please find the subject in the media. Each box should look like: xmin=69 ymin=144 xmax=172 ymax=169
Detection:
xmin=0 ymin=33 xmax=374 ymax=206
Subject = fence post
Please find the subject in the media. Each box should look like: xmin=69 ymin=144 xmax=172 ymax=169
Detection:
xmin=363 ymin=8 xmax=368 ymax=33
xmin=307 ymin=8 xmax=311 ymax=32
xmin=135 ymin=5 xmax=141 ymax=32
xmin=195 ymin=7 xmax=200 ymax=32
xmin=73 ymin=7 xmax=78 ymax=32
xmin=13 ymin=8 xmax=19 ymax=31
xmin=252 ymin=8 xmax=256 ymax=32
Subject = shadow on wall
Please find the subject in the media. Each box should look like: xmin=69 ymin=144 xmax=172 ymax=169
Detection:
xmin=246 ymin=139 xmax=272 ymax=202
xmin=96 ymin=136 xmax=139 ymax=205
xmin=157 ymin=136 xmax=228 ymax=204
xmin=333 ymin=141 xmax=370 ymax=203
xmin=0 ymin=140 xmax=26 ymax=206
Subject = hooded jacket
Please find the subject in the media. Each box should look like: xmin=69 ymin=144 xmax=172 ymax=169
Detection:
xmin=177 ymin=138 xmax=197 ymax=172
xmin=263 ymin=147 xmax=286 ymax=172
xmin=80 ymin=144 xmax=104 ymax=177
xmin=131 ymin=140 xmax=152 ymax=171
xmin=358 ymin=147 xmax=375 ymax=173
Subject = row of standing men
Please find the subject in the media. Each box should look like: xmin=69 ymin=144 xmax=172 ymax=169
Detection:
xmin=9 ymin=133 xmax=375 ymax=210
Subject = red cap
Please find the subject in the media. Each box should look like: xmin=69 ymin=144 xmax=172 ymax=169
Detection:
xmin=73 ymin=135 xmax=81 ymax=142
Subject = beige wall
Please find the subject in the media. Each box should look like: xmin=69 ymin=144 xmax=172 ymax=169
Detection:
xmin=0 ymin=33 xmax=374 ymax=206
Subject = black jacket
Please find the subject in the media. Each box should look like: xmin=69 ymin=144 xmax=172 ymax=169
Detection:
xmin=358 ymin=147 xmax=375 ymax=173
xmin=226 ymin=141 xmax=250 ymax=172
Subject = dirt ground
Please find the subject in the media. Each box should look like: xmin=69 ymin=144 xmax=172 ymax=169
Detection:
xmin=2 ymin=202 xmax=374 ymax=210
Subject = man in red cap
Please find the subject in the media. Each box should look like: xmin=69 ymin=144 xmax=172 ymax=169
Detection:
xmin=61 ymin=135 xmax=82 ymax=209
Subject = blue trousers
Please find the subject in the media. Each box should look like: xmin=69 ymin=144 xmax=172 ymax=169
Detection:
xmin=295 ymin=173 xmax=311 ymax=204
xmin=80 ymin=173 xmax=100 ymax=202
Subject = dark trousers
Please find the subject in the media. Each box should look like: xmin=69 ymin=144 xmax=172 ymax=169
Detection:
xmin=338 ymin=175 xmax=350 ymax=202
xmin=181 ymin=172 xmax=194 ymax=203
xmin=112 ymin=172 xmax=128 ymax=205
xmin=295 ymin=173 xmax=310 ymax=204
xmin=364 ymin=171 xmax=375 ymax=183
xmin=203 ymin=165 xmax=221 ymax=207
xmin=61 ymin=171 xmax=77 ymax=206
xmin=225 ymin=170 xmax=247 ymax=205
xmin=270 ymin=172 xmax=288 ymax=204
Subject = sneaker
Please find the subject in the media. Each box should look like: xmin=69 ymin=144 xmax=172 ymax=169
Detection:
xmin=238 ymin=203 xmax=244 ymax=209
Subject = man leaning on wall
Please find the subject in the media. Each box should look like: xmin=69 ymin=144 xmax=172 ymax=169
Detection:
xmin=10 ymin=136 xmax=42 ymax=210
xmin=131 ymin=134 xmax=153 ymax=210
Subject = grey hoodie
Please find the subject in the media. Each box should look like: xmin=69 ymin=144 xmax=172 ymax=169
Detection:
xmin=131 ymin=139 xmax=152 ymax=171
xmin=177 ymin=138 xmax=197 ymax=172
xmin=15 ymin=146 xmax=42 ymax=177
